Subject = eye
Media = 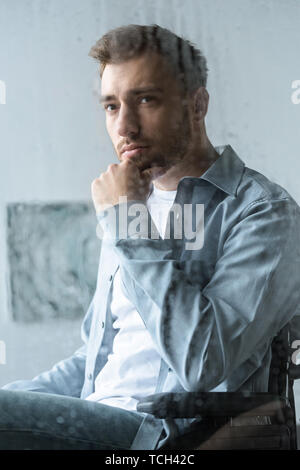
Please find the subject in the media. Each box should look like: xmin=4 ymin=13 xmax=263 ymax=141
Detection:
xmin=104 ymin=103 xmax=117 ymax=112
xmin=140 ymin=96 xmax=154 ymax=104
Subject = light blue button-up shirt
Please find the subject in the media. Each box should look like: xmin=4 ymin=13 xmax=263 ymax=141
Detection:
xmin=4 ymin=145 xmax=300 ymax=450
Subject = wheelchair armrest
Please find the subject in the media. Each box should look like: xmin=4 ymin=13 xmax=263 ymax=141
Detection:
xmin=289 ymin=363 xmax=300 ymax=380
xmin=136 ymin=391 xmax=289 ymax=419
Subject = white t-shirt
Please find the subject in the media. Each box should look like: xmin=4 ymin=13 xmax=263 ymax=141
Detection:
xmin=85 ymin=184 xmax=177 ymax=411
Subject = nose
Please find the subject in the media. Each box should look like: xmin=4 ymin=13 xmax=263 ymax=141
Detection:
xmin=117 ymin=104 xmax=140 ymax=138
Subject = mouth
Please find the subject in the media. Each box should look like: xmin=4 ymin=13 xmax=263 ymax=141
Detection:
xmin=121 ymin=146 xmax=149 ymax=160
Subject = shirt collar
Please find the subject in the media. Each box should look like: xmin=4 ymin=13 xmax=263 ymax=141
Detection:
xmin=149 ymin=144 xmax=245 ymax=199
xmin=198 ymin=144 xmax=245 ymax=197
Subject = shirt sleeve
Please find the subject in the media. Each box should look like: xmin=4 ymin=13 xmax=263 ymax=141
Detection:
xmin=1 ymin=289 xmax=95 ymax=397
xmin=98 ymin=197 xmax=300 ymax=392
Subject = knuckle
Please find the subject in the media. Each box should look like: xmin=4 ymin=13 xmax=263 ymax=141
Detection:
xmin=91 ymin=177 xmax=101 ymax=191
xmin=107 ymin=163 xmax=117 ymax=171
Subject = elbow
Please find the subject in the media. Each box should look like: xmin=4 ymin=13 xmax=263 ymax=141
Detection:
xmin=181 ymin=353 xmax=228 ymax=392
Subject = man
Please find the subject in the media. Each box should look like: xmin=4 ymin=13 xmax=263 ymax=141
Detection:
xmin=1 ymin=24 xmax=300 ymax=450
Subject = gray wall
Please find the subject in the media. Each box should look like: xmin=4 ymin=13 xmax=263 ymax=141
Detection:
xmin=0 ymin=0 xmax=299 ymax=393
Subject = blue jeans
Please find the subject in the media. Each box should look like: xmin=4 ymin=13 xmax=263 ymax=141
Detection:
xmin=0 ymin=390 xmax=145 ymax=450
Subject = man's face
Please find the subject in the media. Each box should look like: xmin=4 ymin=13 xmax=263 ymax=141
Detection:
xmin=100 ymin=52 xmax=193 ymax=172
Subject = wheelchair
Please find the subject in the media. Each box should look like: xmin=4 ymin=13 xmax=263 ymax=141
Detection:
xmin=137 ymin=317 xmax=300 ymax=450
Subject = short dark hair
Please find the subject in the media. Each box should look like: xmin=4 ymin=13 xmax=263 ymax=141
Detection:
xmin=89 ymin=24 xmax=208 ymax=93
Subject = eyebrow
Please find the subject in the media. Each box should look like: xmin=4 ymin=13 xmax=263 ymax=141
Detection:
xmin=100 ymin=87 xmax=163 ymax=103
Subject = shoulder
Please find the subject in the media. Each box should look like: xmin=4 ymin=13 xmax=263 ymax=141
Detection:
xmin=235 ymin=165 xmax=299 ymax=218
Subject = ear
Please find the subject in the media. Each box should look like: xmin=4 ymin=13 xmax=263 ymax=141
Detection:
xmin=193 ymin=87 xmax=209 ymax=122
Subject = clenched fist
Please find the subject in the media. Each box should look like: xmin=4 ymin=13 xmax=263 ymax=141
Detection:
xmin=91 ymin=158 xmax=166 ymax=214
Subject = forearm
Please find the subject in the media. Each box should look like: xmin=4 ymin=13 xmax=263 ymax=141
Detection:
xmin=2 ymin=346 xmax=86 ymax=397
xmin=2 ymin=293 xmax=97 ymax=397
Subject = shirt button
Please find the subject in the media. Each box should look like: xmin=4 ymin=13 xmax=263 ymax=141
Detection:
xmin=87 ymin=373 xmax=92 ymax=381
xmin=101 ymin=321 xmax=105 ymax=329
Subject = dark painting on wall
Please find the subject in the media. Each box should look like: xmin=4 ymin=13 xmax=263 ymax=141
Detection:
xmin=6 ymin=202 xmax=100 ymax=322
